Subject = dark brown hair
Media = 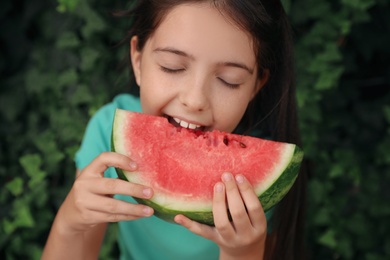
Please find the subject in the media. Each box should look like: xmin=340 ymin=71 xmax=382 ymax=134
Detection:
xmin=115 ymin=1 xmax=307 ymax=259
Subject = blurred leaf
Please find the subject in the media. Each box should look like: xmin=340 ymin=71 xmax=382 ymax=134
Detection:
xmin=0 ymin=89 xmax=26 ymax=121
xmin=58 ymin=68 xmax=78 ymax=89
xmin=69 ymin=84 xmax=93 ymax=105
xmin=3 ymin=199 xmax=35 ymax=235
xmin=56 ymin=31 xmax=80 ymax=49
xmin=25 ymin=68 xmax=56 ymax=94
xmin=314 ymin=66 xmax=344 ymax=90
xmin=318 ymin=229 xmax=337 ymax=249
xmin=313 ymin=207 xmax=331 ymax=225
xmin=329 ymin=164 xmax=343 ymax=178
xmin=19 ymin=154 xmax=43 ymax=178
xmin=281 ymin=0 xmax=291 ymax=14
xmin=340 ymin=20 xmax=352 ymax=35
xmin=342 ymin=0 xmax=376 ymax=10
xmin=80 ymin=48 xmax=100 ymax=71
xmin=76 ymin=1 xmax=107 ymax=38
xmin=57 ymin=0 xmax=79 ymax=13
xmin=5 ymin=178 xmax=24 ymax=197
xmin=308 ymin=179 xmax=327 ymax=205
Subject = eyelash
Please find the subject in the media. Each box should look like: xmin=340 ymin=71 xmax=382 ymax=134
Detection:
xmin=218 ymin=78 xmax=240 ymax=89
xmin=160 ymin=66 xmax=240 ymax=89
xmin=160 ymin=66 xmax=184 ymax=74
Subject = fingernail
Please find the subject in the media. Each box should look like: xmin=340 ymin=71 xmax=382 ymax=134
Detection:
xmin=143 ymin=188 xmax=152 ymax=197
xmin=236 ymin=174 xmax=245 ymax=184
xmin=174 ymin=215 xmax=184 ymax=225
xmin=129 ymin=162 xmax=137 ymax=170
xmin=222 ymin=172 xmax=232 ymax=182
xmin=215 ymin=182 xmax=223 ymax=193
xmin=143 ymin=207 xmax=152 ymax=215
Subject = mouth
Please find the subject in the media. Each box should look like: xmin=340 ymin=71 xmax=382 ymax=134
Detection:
xmin=166 ymin=116 xmax=206 ymax=131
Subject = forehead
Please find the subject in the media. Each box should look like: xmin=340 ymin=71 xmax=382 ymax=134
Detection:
xmin=147 ymin=3 xmax=256 ymax=65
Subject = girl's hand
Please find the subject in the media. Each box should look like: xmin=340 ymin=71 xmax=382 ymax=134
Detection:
xmin=174 ymin=172 xmax=267 ymax=260
xmin=57 ymin=152 xmax=154 ymax=235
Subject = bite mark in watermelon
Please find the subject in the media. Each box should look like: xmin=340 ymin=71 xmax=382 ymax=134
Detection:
xmin=111 ymin=109 xmax=303 ymax=225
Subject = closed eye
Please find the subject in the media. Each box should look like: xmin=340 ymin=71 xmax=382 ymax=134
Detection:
xmin=160 ymin=66 xmax=185 ymax=74
xmin=218 ymin=78 xmax=240 ymax=89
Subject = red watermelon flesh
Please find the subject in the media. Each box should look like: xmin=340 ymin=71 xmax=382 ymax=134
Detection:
xmin=111 ymin=109 xmax=303 ymax=225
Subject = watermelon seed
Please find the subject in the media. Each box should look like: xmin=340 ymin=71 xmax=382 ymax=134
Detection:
xmin=223 ymin=136 xmax=229 ymax=146
xmin=240 ymin=142 xmax=247 ymax=148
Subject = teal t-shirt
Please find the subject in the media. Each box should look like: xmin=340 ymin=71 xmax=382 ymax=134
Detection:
xmin=75 ymin=94 xmax=272 ymax=260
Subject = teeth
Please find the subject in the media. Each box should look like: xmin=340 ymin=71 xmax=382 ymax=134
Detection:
xmin=180 ymin=121 xmax=189 ymax=128
xmin=173 ymin=117 xmax=181 ymax=124
xmin=188 ymin=123 xmax=197 ymax=129
xmin=173 ymin=117 xmax=201 ymax=130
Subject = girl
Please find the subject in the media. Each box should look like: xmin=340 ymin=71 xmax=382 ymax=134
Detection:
xmin=42 ymin=0 xmax=307 ymax=259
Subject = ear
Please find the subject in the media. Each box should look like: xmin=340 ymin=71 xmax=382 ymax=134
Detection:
xmin=252 ymin=68 xmax=269 ymax=100
xmin=130 ymin=36 xmax=142 ymax=86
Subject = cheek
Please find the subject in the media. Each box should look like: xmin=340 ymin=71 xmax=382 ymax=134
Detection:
xmin=213 ymin=95 xmax=250 ymax=132
xmin=140 ymin=61 xmax=174 ymax=94
xmin=138 ymin=65 xmax=162 ymax=111
xmin=139 ymin=75 xmax=176 ymax=115
xmin=139 ymin=87 xmax=155 ymax=114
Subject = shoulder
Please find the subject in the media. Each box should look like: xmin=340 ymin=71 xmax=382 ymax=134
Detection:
xmin=85 ymin=94 xmax=141 ymax=141
xmin=112 ymin=93 xmax=142 ymax=112
xmin=93 ymin=93 xmax=141 ymax=121
xmin=87 ymin=94 xmax=141 ymax=133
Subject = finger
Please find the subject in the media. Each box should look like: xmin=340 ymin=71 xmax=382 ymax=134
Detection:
xmin=85 ymin=177 xmax=153 ymax=199
xmin=83 ymin=152 xmax=137 ymax=177
xmin=83 ymin=195 xmax=154 ymax=218
xmin=235 ymin=174 xmax=266 ymax=229
xmin=212 ymin=181 xmax=235 ymax=236
xmin=222 ymin=172 xmax=251 ymax=229
xmin=174 ymin=214 xmax=216 ymax=241
xmin=84 ymin=210 xmax=152 ymax=224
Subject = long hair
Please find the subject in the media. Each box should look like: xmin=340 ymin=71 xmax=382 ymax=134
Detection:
xmin=114 ymin=1 xmax=307 ymax=259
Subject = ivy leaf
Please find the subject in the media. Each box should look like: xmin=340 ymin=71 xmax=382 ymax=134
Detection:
xmin=56 ymin=31 xmax=80 ymax=49
xmin=313 ymin=207 xmax=331 ymax=225
xmin=32 ymin=132 xmax=65 ymax=173
xmin=19 ymin=154 xmax=48 ymax=188
xmin=80 ymin=48 xmax=100 ymax=71
xmin=58 ymin=68 xmax=78 ymax=89
xmin=25 ymin=68 xmax=56 ymax=94
xmin=329 ymin=164 xmax=344 ymax=178
xmin=315 ymin=67 xmax=344 ymax=90
xmin=69 ymin=84 xmax=93 ymax=106
xmin=341 ymin=0 xmax=376 ymax=11
xmin=57 ymin=0 xmax=79 ymax=13
xmin=3 ymin=199 xmax=35 ymax=235
xmin=319 ymin=229 xmax=337 ymax=249
xmin=281 ymin=0 xmax=291 ymax=14
xmin=19 ymin=154 xmax=42 ymax=177
xmin=75 ymin=1 xmax=106 ymax=38
xmin=5 ymin=178 xmax=24 ymax=197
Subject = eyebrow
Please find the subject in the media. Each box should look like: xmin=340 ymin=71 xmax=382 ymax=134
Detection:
xmin=218 ymin=61 xmax=254 ymax=75
xmin=154 ymin=47 xmax=195 ymax=59
xmin=154 ymin=47 xmax=254 ymax=74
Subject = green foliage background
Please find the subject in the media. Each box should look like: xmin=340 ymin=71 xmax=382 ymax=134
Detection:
xmin=1 ymin=0 xmax=389 ymax=259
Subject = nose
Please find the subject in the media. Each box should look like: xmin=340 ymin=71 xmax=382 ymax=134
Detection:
xmin=179 ymin=79 xmax=210 ymax=112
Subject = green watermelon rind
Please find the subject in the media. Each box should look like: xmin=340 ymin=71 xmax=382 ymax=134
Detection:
xmin=258 ymin=146 xmax=303 ymax=211
xmin=113 ymin=142 xmax=303 ymax=226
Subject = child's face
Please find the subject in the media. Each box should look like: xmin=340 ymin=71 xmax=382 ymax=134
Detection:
xmin=131 ymin=3 xmax=264 ymax=133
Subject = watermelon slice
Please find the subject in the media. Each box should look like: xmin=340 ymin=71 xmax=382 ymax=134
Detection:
xmin=111 ymin=109 xmax=303 ymax=225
